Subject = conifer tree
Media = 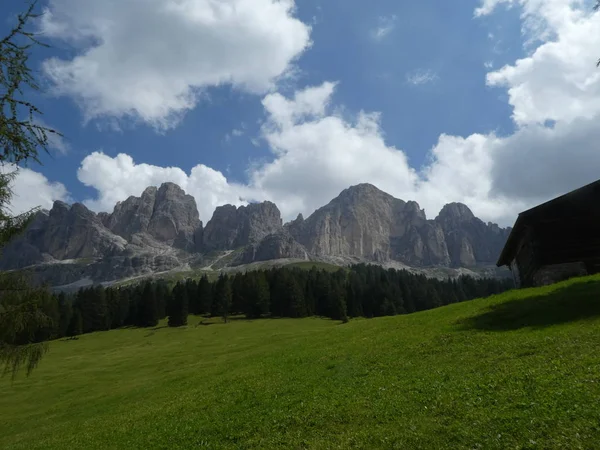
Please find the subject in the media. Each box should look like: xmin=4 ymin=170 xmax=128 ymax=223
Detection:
xmin=138 ymin=281 xmax=159 ymax=328
xmin=0 ymin=2 xmax=64 ymax=377
xmin=67 ymin=309 xmax=83 ymax=338
xmin=287 ymin=276 xmax=306 ymax=318
xmin=254 ymin=272 xmax=271 ymax=317
xmin=214 ymin=275 xmax=232 ymax=323
xmin=57 ymin=293 xmax=73 ymax=338
xmin=168 ymin=282 xmax=189 ymax=327
xmin=197 ymin=275 xmax=213 ymax=315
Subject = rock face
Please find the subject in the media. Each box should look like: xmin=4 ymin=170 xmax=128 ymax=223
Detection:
xmin=106 ymin=183 xmax=201 ymax=251
xmin=0 ymin=182 xmax=511 ymax=287
xmin=0 ymin=183 xmax=200 ymax=285
xmin=287 ymin=184 xmax=451 ymax=266
xmin=435 ymin=203 xmax=511 ymax=267
xmin=203 ymin=201 xmax=282 ymax=250
xmin=237 ymin=231 xmax=308 ymax=265
xmin=0 ymin=201 xmax=128 ymax=269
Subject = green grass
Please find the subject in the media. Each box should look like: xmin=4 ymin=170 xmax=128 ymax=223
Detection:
xmin=2 ymin=275 xmax=600 ymax=449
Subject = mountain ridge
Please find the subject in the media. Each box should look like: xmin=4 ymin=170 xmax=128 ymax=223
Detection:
xmin=0 ymin=182 xmax=511 ymax=287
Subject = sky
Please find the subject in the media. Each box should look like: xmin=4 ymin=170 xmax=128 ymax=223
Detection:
xmin=3 ymin=0 xmax=600 ymax=226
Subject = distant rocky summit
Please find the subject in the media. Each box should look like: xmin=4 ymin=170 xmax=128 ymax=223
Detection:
xmin=0 ymin=182 xmax=511 ymax=287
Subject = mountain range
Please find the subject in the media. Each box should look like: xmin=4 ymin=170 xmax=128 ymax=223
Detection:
xmin=0 ymin=182 xmax=511 ymax=288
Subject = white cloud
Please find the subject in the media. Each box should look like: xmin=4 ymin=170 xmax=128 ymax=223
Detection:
xmin=371 ymin=15 xmax=397 ymax=41
xmin=475 ymin=0 xmax=516 ymax=17
xmin=406 ymin=69 xmax=439 ymax=86
xmin=252 ymin=83 xmax=418 ymax=219
xmin=251 ymin=0 xmax=600 ymax=224
xmin=261 ymin=81 xmax=337 ymax=129
xmin=77 ymin=152 xmax=249 ymax=222
xmin=75 ymin=73 xmax=600 ymax=228
xmin=48 ymin=0 xmax=600 ymax=231
xmin=40 ymin=0 xmax=312 ymax=130
xmin=5 ymin=167 xmax=70 ymax=215
xmin=489 ymin=116 xmax=600 ymax=201
xmin=481 ymin=1 xmax=600 ymax=126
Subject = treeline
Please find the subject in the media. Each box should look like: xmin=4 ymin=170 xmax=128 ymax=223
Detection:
xmin=12 ymin=264 xmax=513 ymax=343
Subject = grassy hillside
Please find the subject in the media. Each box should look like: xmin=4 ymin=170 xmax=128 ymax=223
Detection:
xmin=2 ymin=275 xmax=600 ymax=449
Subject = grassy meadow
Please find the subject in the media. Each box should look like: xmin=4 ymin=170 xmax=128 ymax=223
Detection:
xmin=2 ymin=275 xmax=600 ymax=449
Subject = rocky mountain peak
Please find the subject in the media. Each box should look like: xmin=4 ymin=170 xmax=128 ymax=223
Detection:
xmin=434 ymin=202 xmax=510 ymax=267
xmin=436 ymin=202 xmax=475 ymax=224
xmin=148 ymin=182 xmax=200 ymax=250
xmin=404 ymin=200 xmax=427 ymax=220
xmin=337 ymin=183 xmax=396 ymax=204
xmin=0 ymin=181 xmax=513 ymax=288
xmin=156 ymin=182 xmax=183 ymax=196
xmin=141 ymin=185 xmax=158 ymax=198
xmin=105 ymin=183 xmax=200 ymax=250
xmin=203 ymin=201 xmax=283 ymax=251
xmin=50 ymin=200 xmax=71 ymax=215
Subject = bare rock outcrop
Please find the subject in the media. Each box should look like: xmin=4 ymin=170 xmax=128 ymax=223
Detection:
xmin=106 ymin=183 xmax=201 ymax=251
xmin=435 ymin=203 xmax=510 ymax=267
xmin=237 ymin=231 xmax=309 ymax=265
xmin=203 ymin=201 xmax=282 ymax=250
xmin=0 ymin=182 xmax=511 ymax=287
xmin=288 ymin=184 xmax=450 ymax=265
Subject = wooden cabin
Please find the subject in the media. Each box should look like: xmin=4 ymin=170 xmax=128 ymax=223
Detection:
xmin=497 ymin=180 xmax=600 ymax=287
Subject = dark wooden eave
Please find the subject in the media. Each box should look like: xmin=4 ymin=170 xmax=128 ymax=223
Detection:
xmin=497 ymin=179 xmax=600 ymax=267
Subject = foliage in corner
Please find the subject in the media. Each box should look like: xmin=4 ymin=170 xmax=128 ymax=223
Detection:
xmin=0 ymin=1 xmax=62 ymax=379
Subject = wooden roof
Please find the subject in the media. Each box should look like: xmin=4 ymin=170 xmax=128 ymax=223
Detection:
xmin=497 ymin=179 xmax=600 ymax=267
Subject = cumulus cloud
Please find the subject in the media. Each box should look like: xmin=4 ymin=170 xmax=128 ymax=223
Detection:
xmin=76 ymin=71 xmax=600 ymax=228
xmin=5 ymin=167 xmax=70 ymax=215
xmin=77 ymin=152 xmax=249 ymax=222
xmin=54 ymin=0 xmax=600 ymax=229
xmin=484 ymin=1 xmax=600 ymax=126
xmin=73 ymin=83 xmax=510 ymax=225
xmin=40 ymin=0 xmax=312 ymax=129
xmin=252 ymin=83 xmax=418 ymax=219
xmin=261 ymin=81 xmax=337 ymax=130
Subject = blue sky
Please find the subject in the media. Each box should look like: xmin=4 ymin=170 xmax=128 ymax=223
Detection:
xmin=4 ymin=0 xmax=600 ymax=225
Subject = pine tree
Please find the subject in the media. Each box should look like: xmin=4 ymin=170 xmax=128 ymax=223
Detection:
xmin=138 ymin=281 xmax=159 ymax=328
xmin=287 ymin=276 xmax=306 ymax=318
xmin=185 ymin=279 xmax=200 ymax=315
xmin=197 ymin=275 xmax=213 ymax=315
xmin=57 ymin=292 xmax=73 ymax=338
xmin=254 ymin=272 xmax=271 ymax=317
xmin=379 ymin=297 xmax=397 ymax=316
xmin=106 ymin=287 xmax=129 ymax=329
xmin=67 ymin=309 xmax=83 ymax=338
xmin=214 ymin=275 xmax=232 ymax=323
xmin=78 ymin=286 xmax=109 ymax=333
xmin=168 ymin=282 xmax=189 ymax=327
xmin=231 ymin=274 xmax=246 ymax=315
xmin=330 ymin=281 xmax=348 ymax=322
xmin=155 ymin=281 xmax=169 ymax=319
xmin=244 ymin=272 xmax=271 ymax=318
xmin=0 ymin=3 xmax=66 ymax=377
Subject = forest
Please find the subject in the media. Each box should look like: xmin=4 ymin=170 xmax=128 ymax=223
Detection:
xmin=10 ymin=265 xmax=514 ymax=344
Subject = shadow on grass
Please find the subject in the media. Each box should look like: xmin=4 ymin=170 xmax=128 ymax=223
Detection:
xmin=459 ymin=280 xmax=600 ymax=331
